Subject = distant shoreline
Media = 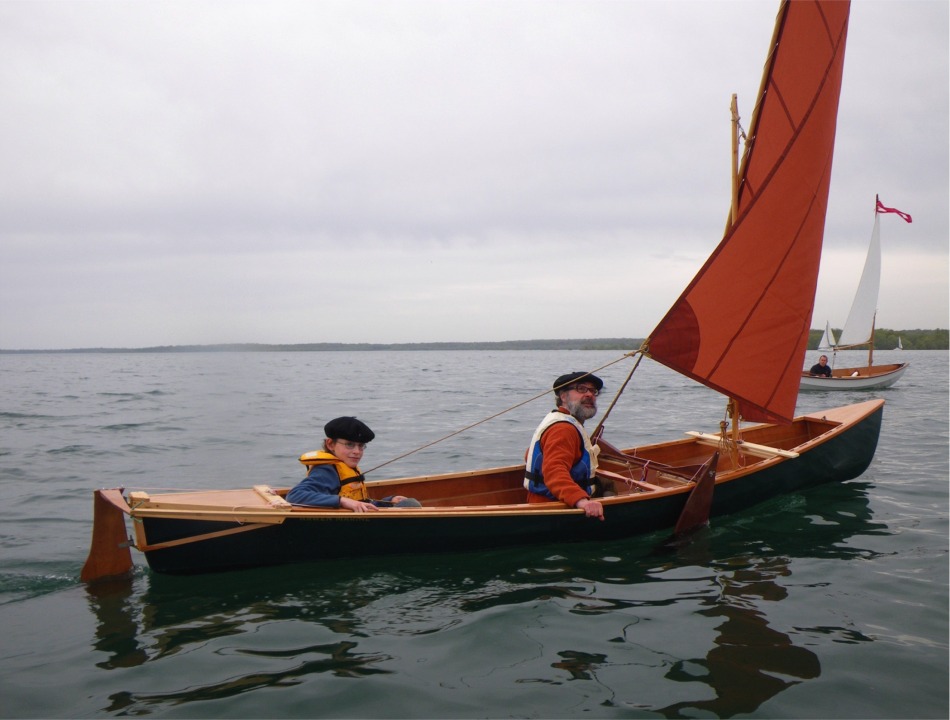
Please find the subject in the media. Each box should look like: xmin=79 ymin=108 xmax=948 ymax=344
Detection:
xmin=0 ymin=338 xmax=644 ymax=354
xmin=2 ymin=329 xmax=947 ymax=353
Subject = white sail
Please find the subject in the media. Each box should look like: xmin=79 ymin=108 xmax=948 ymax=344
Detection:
xmin=897 ymin=336 xmax=903 ymax=350
xmin=837 ymin=212 xmax=881 ymax=347
xmin=817 ymin=322 xmax=838 ymax=350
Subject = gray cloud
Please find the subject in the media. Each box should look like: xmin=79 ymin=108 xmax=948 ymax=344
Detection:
xmin=1 ymin=0 xmax=946 ymax=349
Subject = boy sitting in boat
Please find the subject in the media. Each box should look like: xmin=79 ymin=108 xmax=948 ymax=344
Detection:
xmin=289 ymin=416 xmax=421 ymax=511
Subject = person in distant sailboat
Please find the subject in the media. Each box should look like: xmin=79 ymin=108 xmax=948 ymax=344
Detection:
xmin=808 ymin=355 xmax=832 ymax=377
xmin=288 ymin=417 xmax=421 ymax=511
xmin=524 ymin=372 xmax=607 ymax=521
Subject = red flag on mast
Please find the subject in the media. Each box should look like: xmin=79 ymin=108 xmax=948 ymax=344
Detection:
xmin=876 ymin=195 xmax=912 ymax=223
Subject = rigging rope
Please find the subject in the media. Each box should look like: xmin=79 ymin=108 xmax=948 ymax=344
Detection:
xmin=364 ymin=348 xmax=644 ymax=476
xmin=591 ymin=346 xmax=646 ymax=438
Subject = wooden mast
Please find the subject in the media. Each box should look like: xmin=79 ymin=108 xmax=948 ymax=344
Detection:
xmin=731 ymin=94 xmax=740 ymax=222
xmin=725 ymin=94 xmax=742 ymax=462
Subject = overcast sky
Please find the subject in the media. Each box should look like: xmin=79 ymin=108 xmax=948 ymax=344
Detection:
xmin=1 ymin=0 xmax=947 ymax=350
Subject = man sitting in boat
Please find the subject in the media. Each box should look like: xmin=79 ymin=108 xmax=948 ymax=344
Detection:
xmin=288 ymin=416 xmax=421 ymax=511
xmin=524 ymin=372 xmax=606 ymax=521
xmin=808 ymin=355 xmax=832 ymax=377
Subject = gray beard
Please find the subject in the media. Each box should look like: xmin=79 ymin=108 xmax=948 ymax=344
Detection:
xmin=564 ymin=397 xmax=597 ymax=424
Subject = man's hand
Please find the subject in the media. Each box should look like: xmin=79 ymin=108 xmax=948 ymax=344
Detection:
xmin=575 ymin=497 xmax=604 ymax=521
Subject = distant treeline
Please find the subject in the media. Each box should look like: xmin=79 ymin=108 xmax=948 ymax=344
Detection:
xmin=2 ymin=330 xmax=947 ymax=354
xmin=806 ymin=328 xmax=948 ymax=350
xmin=0 ymin=338 xmax=646 ymax=354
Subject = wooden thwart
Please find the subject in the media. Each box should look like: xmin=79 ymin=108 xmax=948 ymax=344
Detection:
xmin=684 ymin=431 xmax=799 ymax=459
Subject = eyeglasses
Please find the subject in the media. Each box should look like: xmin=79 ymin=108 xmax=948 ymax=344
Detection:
xmin=568 ymin=385 xmax=600 ymax=397
xmin=334 ymin=440 xmax=366 ymax=450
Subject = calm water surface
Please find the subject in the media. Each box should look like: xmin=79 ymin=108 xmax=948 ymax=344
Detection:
xmin=0 ymin=349 xmax=946 ymax=718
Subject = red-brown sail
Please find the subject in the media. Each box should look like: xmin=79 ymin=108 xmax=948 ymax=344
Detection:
xmin=647 ymin=0 xmax=851 ymax=424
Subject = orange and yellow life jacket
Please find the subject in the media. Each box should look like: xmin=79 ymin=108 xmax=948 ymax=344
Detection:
xmin=298 ymin=450 xmax=368 ymax=501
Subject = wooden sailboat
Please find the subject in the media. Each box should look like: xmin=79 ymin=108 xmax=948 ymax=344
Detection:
xmin=82 ymin=0 xmax=883 ymax=580
xmin=800 ymin=196 xmax=910 ymax=390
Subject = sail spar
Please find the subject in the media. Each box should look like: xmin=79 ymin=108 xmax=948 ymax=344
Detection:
xmin=647 ymin=0 xmax=851 ymax=424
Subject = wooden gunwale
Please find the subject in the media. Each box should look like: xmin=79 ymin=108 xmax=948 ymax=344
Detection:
xmin=126 ymin=484 xmax=688 ymax=522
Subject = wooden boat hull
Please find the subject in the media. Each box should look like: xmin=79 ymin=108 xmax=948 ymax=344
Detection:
xmin=86 ymin=400 xmax=884 ymax=576
xmin=799 ymin=363 xmax=908 ymax=391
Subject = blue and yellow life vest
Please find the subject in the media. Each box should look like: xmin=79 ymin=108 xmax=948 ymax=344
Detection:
xmin=523 ymin=410 xmax=598 ymax=500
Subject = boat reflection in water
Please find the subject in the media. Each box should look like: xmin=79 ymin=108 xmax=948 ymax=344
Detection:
xmin=656 ymin=556 xmax=821 ymax=717
xmin=86 ymin=579 xmax=148 ymax=672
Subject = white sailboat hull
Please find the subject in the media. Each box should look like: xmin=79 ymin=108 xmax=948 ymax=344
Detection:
xmin=800 ymin=362 xmax=909 ymax=391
